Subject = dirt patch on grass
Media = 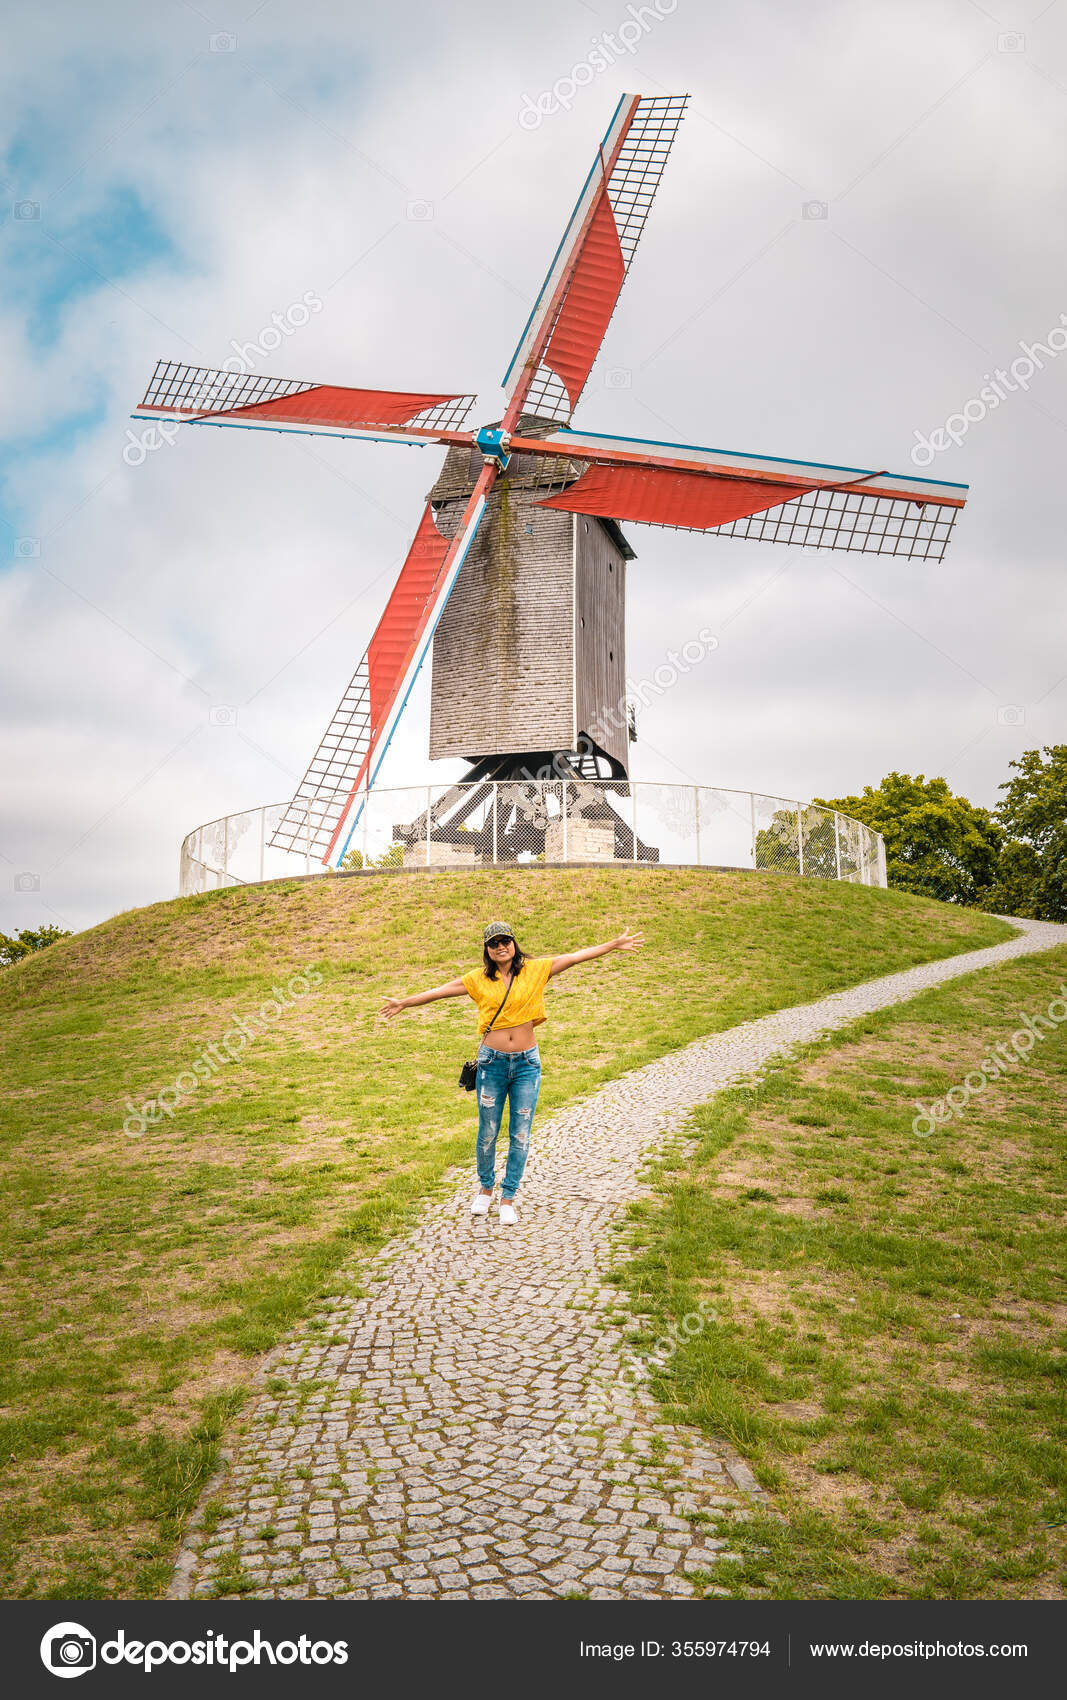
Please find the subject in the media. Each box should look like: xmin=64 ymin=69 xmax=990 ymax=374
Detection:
xmin=712 ymin=1266 xmax=845 ymax=1335
xmin=787 ymin=1457 xmax=880 ymax=1517
xmin=798 ymin=1024 xmax=963 ymax=1085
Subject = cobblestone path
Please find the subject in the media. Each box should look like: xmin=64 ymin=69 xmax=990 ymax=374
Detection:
xmin=174 ymin=918 xmax=1066 ymax=1601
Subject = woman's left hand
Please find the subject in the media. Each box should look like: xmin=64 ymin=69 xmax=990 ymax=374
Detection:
xmin=614 ymin=927 xmax=644 ymax=951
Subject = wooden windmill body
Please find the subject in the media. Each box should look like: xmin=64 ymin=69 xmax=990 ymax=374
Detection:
xmin=427 ymin=426 xmax=633 ymax=782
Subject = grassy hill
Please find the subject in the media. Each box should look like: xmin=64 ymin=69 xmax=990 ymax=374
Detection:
xmin=618 ymin=942 xmax=1067 ymax=1599
xmin=0 ymin=866 xmax=1012 ymax=1598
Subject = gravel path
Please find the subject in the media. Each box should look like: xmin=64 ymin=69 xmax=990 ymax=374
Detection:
xmin=173 ymin=916 xmax=1066 ymax=1601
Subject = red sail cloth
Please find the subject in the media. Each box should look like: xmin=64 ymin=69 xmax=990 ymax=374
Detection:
xmin=364 ymin=504 xmax=451 ymax=749
xmin=539 ymin=462 xmax=818 ymax=529
xmin=543 ymin=195 xmax=626 ymax=411
xmin=225 ymin=386 xmax=460 ymax=428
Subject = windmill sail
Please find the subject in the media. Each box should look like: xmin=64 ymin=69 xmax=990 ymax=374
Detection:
xmin=514 ymin=427 xmax=968 ymax=562
xmin=135 ymin=361 xmax=476 ymax=443
xmin=268 ymin=473 xmax=493 ymax=863
xmin=502 ymin=92 xmax=688 ymax=424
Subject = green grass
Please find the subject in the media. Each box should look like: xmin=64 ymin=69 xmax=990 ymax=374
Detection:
xmin=618 ymin=944 xmax=1067 ymax=1599
xmin=0 ymin=864 xmax=1011 ymax=1597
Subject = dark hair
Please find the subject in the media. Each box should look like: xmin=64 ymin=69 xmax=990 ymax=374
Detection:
xmin=483 ymin=935 xmax=526 ymax=980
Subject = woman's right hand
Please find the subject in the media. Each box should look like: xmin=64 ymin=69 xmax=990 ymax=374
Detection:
xmin=379 ymin=997 xmax=407 ymax=1020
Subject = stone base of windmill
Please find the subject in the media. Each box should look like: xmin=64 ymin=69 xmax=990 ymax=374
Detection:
xmin=402 ymin=840 xmax=478 ymax=870
xmin=544 ymin=818 xmax=617 ymax=864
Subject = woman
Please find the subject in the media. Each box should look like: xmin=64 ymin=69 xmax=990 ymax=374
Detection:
xmin=379 ymin=919 xmax=643 ymax=1225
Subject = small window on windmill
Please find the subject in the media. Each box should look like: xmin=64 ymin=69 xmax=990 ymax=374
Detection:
xmin=608 ymin=561 xmax=614 ymax=572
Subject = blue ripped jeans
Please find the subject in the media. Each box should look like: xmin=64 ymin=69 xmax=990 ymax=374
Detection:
xmin=475 ymin=1043 xmax=541 ymax=1199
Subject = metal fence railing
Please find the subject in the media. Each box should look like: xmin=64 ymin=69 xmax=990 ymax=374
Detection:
xmin=179 ymin=783 xmax=887 ymax=897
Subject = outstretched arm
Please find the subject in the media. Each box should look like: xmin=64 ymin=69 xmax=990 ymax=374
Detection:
xmin=380 ymin=977 xmax=467 ymax=1019
xmin=548 ymin=927 xmax=644 ymax=978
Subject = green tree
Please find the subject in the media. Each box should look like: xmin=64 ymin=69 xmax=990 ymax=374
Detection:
xmin=814 ymin=773 xmax=1003 ymax=905
xmin=0 ymin=923 xmax=72 ymax=967
xmin=339 ymin=841 xmax=406 ymax=872
xmin=755 ymin=806 xmax=840 ymax=879
xmin=981 ymin=745 xmax=1067 ymax=921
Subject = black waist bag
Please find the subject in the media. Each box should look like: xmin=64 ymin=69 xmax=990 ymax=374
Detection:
xmin=459 ymin=978 xmax=513 ymax=1091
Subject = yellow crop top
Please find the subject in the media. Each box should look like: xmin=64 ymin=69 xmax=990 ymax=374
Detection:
xmin=461 ymin=956 xmax=553 ymax=1035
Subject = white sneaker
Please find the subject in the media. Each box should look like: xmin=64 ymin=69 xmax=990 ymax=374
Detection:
xmin=470 ymin=1191 xmax=492 ymax=1216
xmin=499 ymin=1201 xmax=518 ymax=1226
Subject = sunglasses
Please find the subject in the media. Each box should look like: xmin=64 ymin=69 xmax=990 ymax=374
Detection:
xmin=486 ymin=937 xmax=513 ymax=948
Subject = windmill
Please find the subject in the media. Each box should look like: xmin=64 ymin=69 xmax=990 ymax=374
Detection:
xmin=133 ymin=92 xmax=967 ymax=870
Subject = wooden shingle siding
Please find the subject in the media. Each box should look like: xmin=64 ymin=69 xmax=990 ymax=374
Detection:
xmin=428 ymin=488 xmax=575 ymax=761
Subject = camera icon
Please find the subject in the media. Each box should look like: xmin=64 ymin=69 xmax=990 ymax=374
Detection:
xmin=802 ymin=200 xmax=828 ymax=220
xmin=14 ymin=537 xmax=40 ymax=558
xmin=14 ymin=200 xmax=41 ymax=220
xmin=14 ymin=871 xmax=40 ymax=892
xmin=605 ymin=367 xmax=632 ymax=389
xmin=209 ymin=705 xmax=238 ymax=727
xmin=210 ymin=32 xmax=237 ymax=51
xmin=996 ymin=31 xmax=1025 ymax=52
xmin=996 ymin=703 xmax=1026 ymax=727
xmin=40 ymin=1621 xmax=97 ymax=1678
xmin=406 ymin=199 xmax=434 ymax=221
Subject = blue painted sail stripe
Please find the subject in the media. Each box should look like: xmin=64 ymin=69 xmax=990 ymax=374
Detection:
xmin=550 ymin=427 xmax=969 ymax=492
xmin=130 ymin=413 xmax=433 ymax=450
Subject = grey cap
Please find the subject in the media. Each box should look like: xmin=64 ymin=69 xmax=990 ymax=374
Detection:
xmin=483 ymin=920 xmax=514 ymax=943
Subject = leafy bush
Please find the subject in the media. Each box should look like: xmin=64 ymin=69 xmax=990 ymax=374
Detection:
xmin=0 ymin=924 xmax=72 ymax=967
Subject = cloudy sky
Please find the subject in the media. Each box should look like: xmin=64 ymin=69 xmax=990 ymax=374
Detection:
xmin=2 ymin=0 xmax=1065 ymax=934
